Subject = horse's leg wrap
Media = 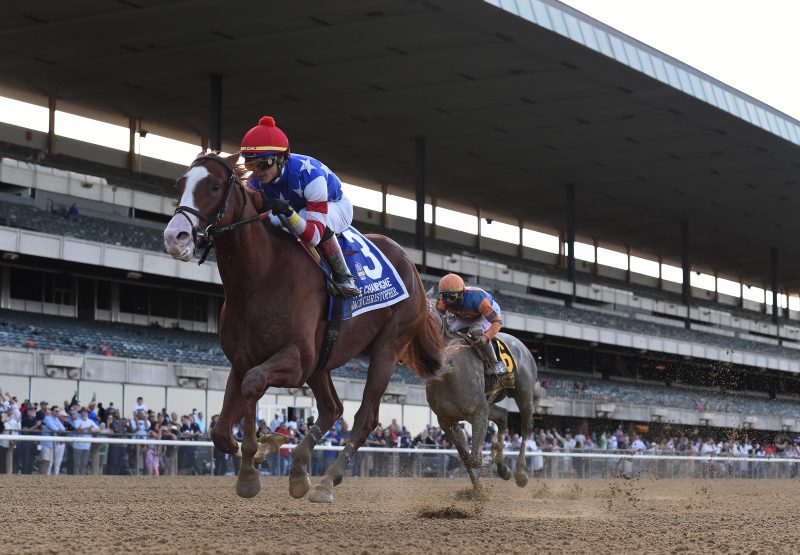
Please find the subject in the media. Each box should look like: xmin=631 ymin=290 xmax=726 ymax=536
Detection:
xmin=289 ymin=425 xmax=322 ymax=499
xmin=309 ymin=442 xmax=354 ymax=503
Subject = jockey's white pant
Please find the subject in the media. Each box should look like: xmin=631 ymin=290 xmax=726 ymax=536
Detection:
xmin=449 ymin=300 xmax=502 ymax=334
xmin=269 ymin=196 xmax=353 ymax=235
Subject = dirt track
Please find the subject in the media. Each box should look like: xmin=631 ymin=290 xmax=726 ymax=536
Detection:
xmin=2 ymin=476 xmax=799 ymax=554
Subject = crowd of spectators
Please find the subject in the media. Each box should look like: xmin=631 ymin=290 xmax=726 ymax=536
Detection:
xmin=3 ymin=388 xmax=800 ymax=480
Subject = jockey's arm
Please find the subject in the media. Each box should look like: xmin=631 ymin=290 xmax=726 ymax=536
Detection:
xmin=286 ymin=175 xmax=328 ymax=246
xmin=478 ymin=297 xmax=502 ymax=340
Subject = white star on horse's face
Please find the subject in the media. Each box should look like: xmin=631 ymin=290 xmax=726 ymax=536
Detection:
xmin=300 ymin=157 xmax=314 ymax=175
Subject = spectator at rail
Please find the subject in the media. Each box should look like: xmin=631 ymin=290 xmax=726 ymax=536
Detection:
xmin=269 ymin=412 xmax=284 ymax=432
xmin=35 ymin=400 xmax=49 ymax=421
xmin=41 ymin=405 xmax=66 ymax=475
xmin=145 ymin=416 xmax=161 ymax=476
xmin=178 ymin=414 xmax=201 ymax=475
xmin=67 ymin=202 xmax=79 ymax=219
xmin=161 ymin=422 xmax=179 ymax=476
xmin=95 ymin=422 xmax=110 ymax=475
xmin=1 ymin=404 xmax=20 ymax=473
xmin=19 ymin=405 xmax=41 ymax=474
xmin=106 ymin=409 xmax=129 ymax=475
xmin=194 ymin=411 xmax=206 ymax=434
xmin=133 ymin=397 xmax=147 ymax=418
xmin=73 ymin=407 xmax=99 ymax=475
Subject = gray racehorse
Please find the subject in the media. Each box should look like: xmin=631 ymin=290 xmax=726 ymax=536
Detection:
xmin=425 ymin=298 xmax=538 ymax=493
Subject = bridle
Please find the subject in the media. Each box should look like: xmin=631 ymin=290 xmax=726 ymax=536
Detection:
xmin=173 ymin=155 xmax=268 ymax=265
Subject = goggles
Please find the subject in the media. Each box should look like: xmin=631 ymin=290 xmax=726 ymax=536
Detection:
xmin=441 ymin=292 xmax=462 ymax=302
xmin=243 ymin=155 xmax=279 ymax=172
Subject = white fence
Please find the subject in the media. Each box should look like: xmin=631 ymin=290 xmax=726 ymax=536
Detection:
xmin=2 ymin=435 xmax=799 ymax=480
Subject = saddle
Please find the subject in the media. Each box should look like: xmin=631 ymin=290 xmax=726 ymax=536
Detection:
xmin=455 ymin=331 xmax=516 ymax=398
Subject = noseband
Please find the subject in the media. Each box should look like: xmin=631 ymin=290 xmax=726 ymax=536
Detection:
xmin=174 ymin=155 xmax=259 ymax=264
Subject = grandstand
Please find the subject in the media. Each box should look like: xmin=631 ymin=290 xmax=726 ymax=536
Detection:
xmin=1 ymin=147 xmax=799 ymax=434
xmin=1 ymin=0 xmax=799 ymax=441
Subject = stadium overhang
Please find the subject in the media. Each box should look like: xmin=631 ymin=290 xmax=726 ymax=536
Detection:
xmin=2 ymin=0 xmax=800 ymax=288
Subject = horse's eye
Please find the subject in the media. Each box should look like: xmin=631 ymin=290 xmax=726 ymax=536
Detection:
xmin=211 ymin=182 xmax=221 ymax=192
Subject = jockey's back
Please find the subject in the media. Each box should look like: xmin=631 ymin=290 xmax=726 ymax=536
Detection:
xmin=248 ymin=153 xmax=343 ymax=210
xmin=437 ymin=286 xmax=501 ymax=323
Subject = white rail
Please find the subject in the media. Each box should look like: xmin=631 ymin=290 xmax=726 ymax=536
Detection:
xmin=1 ymin=435 xmax=798 ymax=464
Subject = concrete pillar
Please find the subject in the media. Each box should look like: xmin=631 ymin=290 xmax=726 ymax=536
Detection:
xmin=47 ymin=96 xmax=57 ymax=154
xmin=681 ymin=219 xmax=690 ymax=329
xmin=209 ymin=74 xmax=223 ymax=151
xmin=415 ymin=136 xmax=426 ymax=271
xmin=565 ymin=184 xmax=576 ymax=306
xmin=771 ymin=247 xmax=779 ymax=325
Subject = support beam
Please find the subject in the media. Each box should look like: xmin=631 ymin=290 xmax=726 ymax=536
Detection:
xmin=476 ymin=208 xmax=482 ymax=252
xmin=209 ymin=74 xmax=223 ymax=151
xmin=681 ymin=219 xmax=690 ymax=329
xmin=771 ymin=247 xmax=779 ymax=326
xmin=415 ymin=136 xmax=426 ymax=271
xmin=565 ymin=184 xmax=576 ymax=305
xmin=47 ymin=96 xmax=57 ymax=154
xmin=517 ymin=218 xmax=524 ymax=259
xmin=127 ymin=116 xmax=137 ymax=172
xmin=380 ymin=184 xmax=387 ymax=229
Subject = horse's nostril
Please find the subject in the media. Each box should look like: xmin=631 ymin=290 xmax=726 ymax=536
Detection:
xmin=177 ymin=231 xmax=190 ymax=242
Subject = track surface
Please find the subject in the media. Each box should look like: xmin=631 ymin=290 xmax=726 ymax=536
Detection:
xmin=2 ymin=476 xmax=799 ymax=554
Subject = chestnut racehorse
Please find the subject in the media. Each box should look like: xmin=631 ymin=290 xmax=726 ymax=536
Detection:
xmin=163 ymin=153 xmax=444 ymax=503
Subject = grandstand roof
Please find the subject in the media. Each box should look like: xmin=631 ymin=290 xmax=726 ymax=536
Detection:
xmin=3 ymin=0 xmax=800 ymax=288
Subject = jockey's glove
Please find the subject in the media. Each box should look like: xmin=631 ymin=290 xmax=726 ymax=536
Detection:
xmin=262 ymin=195 xmax=294 ymax=217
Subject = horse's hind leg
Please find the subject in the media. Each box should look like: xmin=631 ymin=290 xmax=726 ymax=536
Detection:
xmin=289 ymin=372 xmax=342 ymax=499
xmin=309 ymin=350 xmax=398 ymax=504
xmin=513 ymin=395 xmax=535 ymax=488
xmin=488 ymin=404 xmax=512 ymax=481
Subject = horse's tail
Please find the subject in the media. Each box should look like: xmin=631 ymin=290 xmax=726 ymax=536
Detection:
xmin=401 ymin=272 xmax=448 ymax=380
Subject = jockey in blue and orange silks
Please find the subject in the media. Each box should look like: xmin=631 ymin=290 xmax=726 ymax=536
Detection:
xmin=436 ymin=273 xmax=508 ymax=376
xmin=240 ymin=115 xmax=360 ymax=298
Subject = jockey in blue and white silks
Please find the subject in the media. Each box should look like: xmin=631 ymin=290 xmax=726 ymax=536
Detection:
xmin=240 ymin=115 xmax=359 ymax=297
xmin=246 ymin=153 xmax=352 ymax=246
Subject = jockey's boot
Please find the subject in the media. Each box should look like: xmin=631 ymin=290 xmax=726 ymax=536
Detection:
xmin=317 ymin=233 xmax=360 ymax=298
xmin=481 ymin=340 xmax=508 ymax=377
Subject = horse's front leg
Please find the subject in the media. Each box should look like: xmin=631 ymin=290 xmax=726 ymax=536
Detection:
xmin=289 ymin=372 xmax=342 ymax=499
xmin=308 ymin=351 xmax=398 ymax=504
xmin=489 ymin=404 xmax=512 ymax=481
xmin=210 ymin=370 xmax=244 ymax=455
xmin=235 ymin=346 xmax=301 ymax=499
xmin=441 ymin=417 xmax=483 ymax=494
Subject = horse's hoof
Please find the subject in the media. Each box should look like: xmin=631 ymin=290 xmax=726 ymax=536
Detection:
xmin=308 ymin=484 xmax=334 ymax=504
xmin=515 ymin=472 xmax=529 ymax=488
xmin=289 ymin=473 xmax=311 ymax=499
xmin=498 ymin=466 xmax=512 ymax=481
xmin=235 ymin=476 xmax=261 ymax=498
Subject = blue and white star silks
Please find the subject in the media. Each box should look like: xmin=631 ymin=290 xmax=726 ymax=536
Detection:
xmin=247 ymin=153 xmax=343 ymax=213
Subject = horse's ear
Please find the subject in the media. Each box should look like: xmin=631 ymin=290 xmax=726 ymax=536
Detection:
xmin=225 ymin=152 xmax=245 ymax=178
xmin=425 ymin=287 xmax=434 ymax=299
xmin=195 ymin=150 xmax=207 ymax=159
xmin=224 ymin=152 xmax=240 ymax=167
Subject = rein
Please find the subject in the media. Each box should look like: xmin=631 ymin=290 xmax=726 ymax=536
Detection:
xmin=174 ymin=155 xmax=268 ymax=265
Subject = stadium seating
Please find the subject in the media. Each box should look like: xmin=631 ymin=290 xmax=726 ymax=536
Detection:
xmin=540 ymin=371 xmax=800 ymax=418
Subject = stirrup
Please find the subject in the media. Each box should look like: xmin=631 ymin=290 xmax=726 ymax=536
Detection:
xmin=328 ymin=276 xmax=360 ymax=298
xmin=492 ymin=362 xmax=509 ymax=376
